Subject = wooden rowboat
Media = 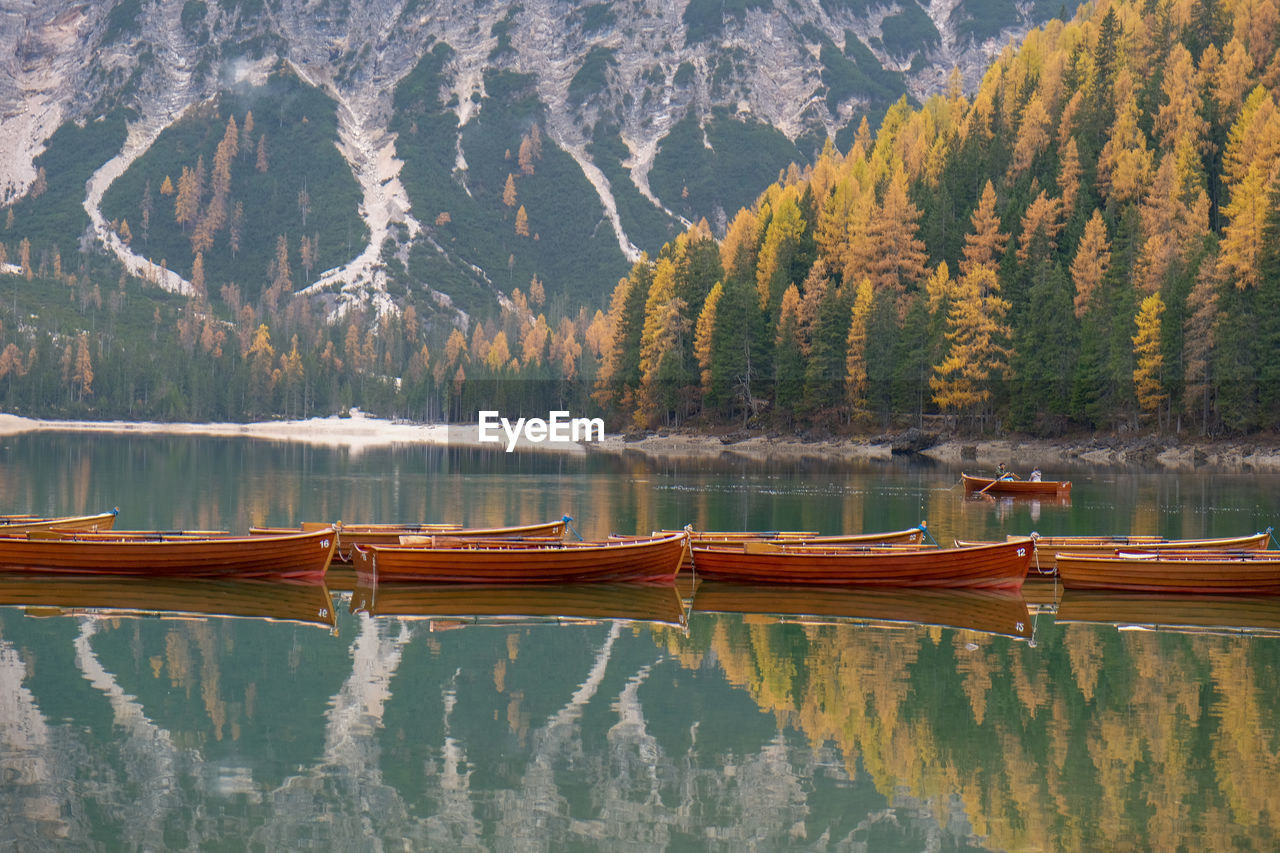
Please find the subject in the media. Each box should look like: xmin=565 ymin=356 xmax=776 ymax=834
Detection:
xmin=351 ymin=580 xmax=687 ymax=626
xmin=669 ymin=526 xmax=927 ymax=546
xmin=689 ymin=537 xmax=1034 ymax=589
xmin=0 ymin=573 xmax=336 ymax=629
xmin=0 ymin=509 xmax=119 ymax=533
xmin=0 ymin=527 xmax=337 ymax=581
xmin=955 ymin=531 xmax=1272 ymax=576
xmin=662 ymin=525 xmax=928 ymax=569
xmin=254 ymin=517 xmax=569 ymax=562
xmin=1056 ymin=589 xmax=1280 ymax=636
xmin=1056 ymin=549 xmax=1280 ymax=594
xmin=690 ymin=581 xmax=1033 ymax=639
xmin=961 ymin=473 xmax=1071 ymax=496
xmin=352 ymin=531 xmax=688 ymax=585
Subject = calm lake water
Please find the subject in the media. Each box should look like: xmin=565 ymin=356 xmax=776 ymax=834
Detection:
xmin=2 ymin=431 xmax=1280 ymax=850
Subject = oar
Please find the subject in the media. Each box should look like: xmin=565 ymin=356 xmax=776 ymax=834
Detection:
xmin=976 ymin=473 xmax=1014 ymax=495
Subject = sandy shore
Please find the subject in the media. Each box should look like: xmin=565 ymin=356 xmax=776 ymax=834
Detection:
xmin=4 ymin=412 xmax=1280 ymax=471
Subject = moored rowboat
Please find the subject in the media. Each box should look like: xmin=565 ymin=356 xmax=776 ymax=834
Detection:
xmin=670 ymin=526 xmax=927 ymax=546
xmin=961 ymin=473 xmax=1071 ymax=496
xmin=0 ymin=510 xmax=119 ymax=533
xmin=352 ymin=531 xmax=688 ymax=584
xmin=689 ymin=537 xmax=1034 ymax=589
xmin=254 ymin=517 xmax=570 ymax=562
xmin=1056 ymin=549 xmax=1280 ymax=594
xmin=954 ymin=531 xmax=1272 ymax=575
xmin=664 ymin=525 xmax=928 ymax=569
xmin=0 ymin=527 xmax=337 ymax=581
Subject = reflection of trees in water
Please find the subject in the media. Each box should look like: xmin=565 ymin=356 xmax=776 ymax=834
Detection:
xmin=694 ymin=612 xmax=1280 ymax=851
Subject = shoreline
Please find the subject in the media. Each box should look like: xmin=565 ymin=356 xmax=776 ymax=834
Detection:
xmin=4 ymin=412 xmax=1280 ymax=471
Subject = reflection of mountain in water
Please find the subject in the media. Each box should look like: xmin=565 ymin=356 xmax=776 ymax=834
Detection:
xmin=3 ymin=596 xmax=1280 ymax=850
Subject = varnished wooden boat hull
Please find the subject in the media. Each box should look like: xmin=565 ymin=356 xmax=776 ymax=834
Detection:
xmin=689 ymin=538 xmax=1033 ymax=589
xmin=1057 ymin=550 xmax=1280 ymax=594
xmin=256 ymin=518 xmax=568 ymax=562
xmin=0 ymin=573 xmax=336 ymax=629
xmin=690 ymin=581 xmax=1032 ymax=639
xmin=351 ymin=580 xmax=687 ymax=626
xmin=0 ymin=510 xmax=119 ymax=533
xmin=961 ymin=473 xmax=1071 ymax=496
xmin=0 ymin=527 xmax=337 ymax=581
xmin=957 ymin=531 xmax=1271 ymax=576
xmin=352 ymin=532 xmax=687 ymax=584
xmin=1056 ymin=589 xmax=1280 ymax=635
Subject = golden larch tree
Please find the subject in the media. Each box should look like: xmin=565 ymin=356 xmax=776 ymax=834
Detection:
xmin=1016 ymin=190 xmax=1064 ymax=263
xmin=1217 ymin=164 xmax=1270 ymax=289
xmin=174 ymin=166 xmax=200 ymax=231
xmin=191 ymin=251 xmax=207 ymax=303
xmin=720 ymin=207 xmax=761 ymax=282
xmin=485 ymin=331 xmax=511 ymax=372
xmin=1097 ymin=71 xmax=1153 ymax=204
xmin=72 ymin=333 xmax=93 ymax=401
xmin=522 ymin=313 xmax=551 ymax=367
xmin=1009 ymin=94 xmax=1052 ymax=178
xmin=637 ymin=257 xmax=688 ymax=426
xmin=930 ymin=265 xmax=1012 ymax=420
xmin=1153 ymin=44 xmax=1208 ymax=153
xmin=1057 ymin=137 xmax=1082 ymax=218
xmin=866 ymin=165 xmax=928 ymax=297
xmin=845 ymin=277 xmax=873 ymax=409
xmin=961 ymin=181 xmax=1007 ymax=276
xmin=551 ymin=316 xmax=582 ymax=379
xmin=693 ymin=281 xmax=723 ymax=395
xmin=754 ymin=189 xmax=806 ymax=310
xmin=1071 ymin=210 xmax=1111 ymax=317
xmin=1132 ymin=292 xmax=1166 ymax=417
xmin=435 ymin=328 xmax=468 ymax=385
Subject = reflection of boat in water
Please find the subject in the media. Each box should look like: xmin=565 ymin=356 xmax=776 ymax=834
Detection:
xmin=1020 ymin=577 xmax=1061 ymax=612
xmin=1056 ymin=589 xmax=1280 ymax=637
xmin=964 ymin=492 xmax=1072 ymax=511
xmin=690 ymin=581 xmax=1032 ymax=639
xmin=0 ymin=573 xmax=337 ymax=630
xmin=351 ymin=579 xmax=687 ymax=627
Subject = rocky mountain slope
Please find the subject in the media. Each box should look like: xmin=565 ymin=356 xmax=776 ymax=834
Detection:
xmin=0 ymin=0 xmax=1073 ymax=316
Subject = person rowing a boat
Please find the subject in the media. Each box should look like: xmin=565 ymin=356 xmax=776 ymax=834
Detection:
xmin=995 ymin=463 xmax=1017 ymax=481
